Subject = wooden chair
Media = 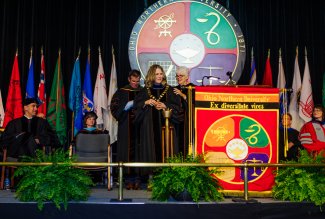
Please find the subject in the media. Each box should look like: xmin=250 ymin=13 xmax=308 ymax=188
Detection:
xmin=0 ymin=148 xmax=18 ymax=189
xmin=70 ymin=132 xmax=111 ymax=190
xmin=1 ymin=145 xmax=47 ymax=190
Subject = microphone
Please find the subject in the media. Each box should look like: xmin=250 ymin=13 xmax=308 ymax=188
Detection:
xmin=226 ymin=71 xmax=236 ymax=85
xmin=201 ymin=75 xmax=220 ymax=86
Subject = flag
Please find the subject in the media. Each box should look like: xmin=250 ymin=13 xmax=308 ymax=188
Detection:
xmin=47 ymin=51 xmax=67 ymax=146
xmin=289 ymin=47 xmax=304 ymax=130
xmin=82 ymin=53 xmax=93 ymax=113
xmin=106 ymin=46 xmax=118 ymax=144
xmin=261 ymin=49 xmax=273 ymax=87
xmin=3 ymin=53 xmax=23 ymax=127
xmin=249 ymin=47 xmax=257 ymax=85
xmin=0 ymin=89 xmax=5 ymax=127
xmin=26 ymin=51 xmax=35 ymax=98
xmin=93 ymin=47 xmax=108 ymax=128
xmin=277 ymin=49 xmax=287 ymax=116
xmin=69 ymin=57 xmax=83 ymax=136
xmin=37 ymin=51 xmax=47 ymax=115
xmin=299 ymin=47 xmax=314 ymax=122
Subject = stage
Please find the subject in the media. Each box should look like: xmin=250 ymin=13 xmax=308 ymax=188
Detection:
xmin=0 ymin=187 xmax=324 ymax=219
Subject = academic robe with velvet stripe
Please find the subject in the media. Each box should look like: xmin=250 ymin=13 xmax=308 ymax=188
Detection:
xmin=110 ymin=85 xmax=141 ymax=165
xmin=278 ymin=127 xmax=303 ymax=161
xmin=174 ymin=83 xmax=195 ymax=157
xmin=133 ymin=84 xmax=184 ymax=168
xmin=0 ymin=116 xmax=58 ymax=158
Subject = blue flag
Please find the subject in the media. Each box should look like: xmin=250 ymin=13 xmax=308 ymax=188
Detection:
xmin=69 ymin=58 xmax=83 ymax=136
xmin=82 ymin=56 xmax=93 ymax=113
xmin=26 ymin=56 xmax=35 ymax=98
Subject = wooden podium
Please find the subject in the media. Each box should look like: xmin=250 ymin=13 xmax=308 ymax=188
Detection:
xmin=195 ymin=86 xmax=279 ymax=194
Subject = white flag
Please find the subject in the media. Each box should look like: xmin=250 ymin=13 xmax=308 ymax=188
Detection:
xmin=299 ymin=47 xmax=314 ymax=122
xmin=106 ymin=46 xmax=118 ymax=144
xmin=277 ymin=49 xmax=287 ymax=115
xmin=288 ymin=48 xmax=304 ymax=130
xmin=277 ymin=50 xmax=286 ymax=89
xmin=0 ymin=89 xmax=5 ymax=127
xmin=94 ymin=48 xmax=108 ymax=127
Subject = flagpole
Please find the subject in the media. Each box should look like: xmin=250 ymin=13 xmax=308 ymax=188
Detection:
xmin=278 ymin=48 xmax=288 ymax=158
xmin=57 ymin=49 xmax=61 ymax=116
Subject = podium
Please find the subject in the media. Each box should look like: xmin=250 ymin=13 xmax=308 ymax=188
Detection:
xmin=195 ymin=86 xmax=279 ymax=194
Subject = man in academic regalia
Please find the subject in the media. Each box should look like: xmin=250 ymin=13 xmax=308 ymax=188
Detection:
xmin=0 ymin=98 xmax=58 ymax=159
xmin=110 ymin=70 xmax=142 ymax=188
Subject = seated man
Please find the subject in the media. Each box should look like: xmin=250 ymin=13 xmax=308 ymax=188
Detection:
xmin=0 ymin=98 xmax=56 ymax=159
xmin=279 ymin=113 xmax=303 ymax=161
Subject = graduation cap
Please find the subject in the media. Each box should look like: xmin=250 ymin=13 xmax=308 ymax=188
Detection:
xmin=23 ymin=98 xmax=39 ymax=106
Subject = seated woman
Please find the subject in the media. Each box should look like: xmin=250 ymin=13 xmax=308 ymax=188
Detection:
xmin=299 ymin=104 xmax=325 ymax=156
xmin=279 ymin=113 xmax=303 ymax=161
xmin=78 ymin=111 xmax=108 ymax=134
xmin=76 ymin=111 xmax=108 ymax=185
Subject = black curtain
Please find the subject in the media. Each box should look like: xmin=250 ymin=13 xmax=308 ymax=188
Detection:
xmin=0 ymin=0 xmax=324 ymax=123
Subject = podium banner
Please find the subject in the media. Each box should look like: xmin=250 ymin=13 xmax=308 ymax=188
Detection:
xmin=195 ymin=86 xmax=279 ymax=192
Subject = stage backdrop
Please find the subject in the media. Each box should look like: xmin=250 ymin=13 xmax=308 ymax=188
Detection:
xmin=195 ymin=86 xmax=279 ymax=193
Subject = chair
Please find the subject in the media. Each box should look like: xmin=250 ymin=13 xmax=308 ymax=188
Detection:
xmin=71 ymin=132 xmax=111 ymax=190
xmin=0 ymin=148 xmax=18 ymax=189
xmin=1 ymin=146 xmax=47 ymax=190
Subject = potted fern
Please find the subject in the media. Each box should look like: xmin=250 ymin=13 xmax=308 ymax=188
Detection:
xmin=272 ymin=149 xmax=325 ymax=206
xmin=14 ymin=149 xmax=94 ymax=210
xmin=150 ymin=154 xmax=224 ymax=202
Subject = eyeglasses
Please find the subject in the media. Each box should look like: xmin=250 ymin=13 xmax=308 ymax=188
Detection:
xmin=175 ymin=75 xmax=185 ymax=78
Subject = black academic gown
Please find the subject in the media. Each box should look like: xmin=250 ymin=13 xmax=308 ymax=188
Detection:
xmin=111 ymin=85 xmax=141 ymax=164
xmin=174 ymin=83 xmax=195 ymax=156
xmin=133 ymin=84 xmax=183 ymax=166
xmin=278 ymin=127 xmax=303 ymax=161
xmin=0 ymin=116 xmax=56 ymax=158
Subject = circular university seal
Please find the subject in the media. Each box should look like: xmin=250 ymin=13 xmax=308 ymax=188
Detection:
xmin=128 ymin=0 xmax=246 ymax=86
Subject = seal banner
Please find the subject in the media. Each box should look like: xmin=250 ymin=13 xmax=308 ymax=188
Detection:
xmin=195 ymin=86 xmax=279 ymax=193
xmin=129 ymin=0 xmax=245 ymax=86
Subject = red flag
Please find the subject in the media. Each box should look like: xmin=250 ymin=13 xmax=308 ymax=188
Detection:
xmin=37 ymin=52 xmax=47 ymax=115
xmin=262 ymin=49 xmax=273 ymax=87
xmin=3 ymin=53 xmax=23 ymax=127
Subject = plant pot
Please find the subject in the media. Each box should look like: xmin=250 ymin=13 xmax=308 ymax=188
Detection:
xmin=172 ymin=189 xmax=193 ymax=201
